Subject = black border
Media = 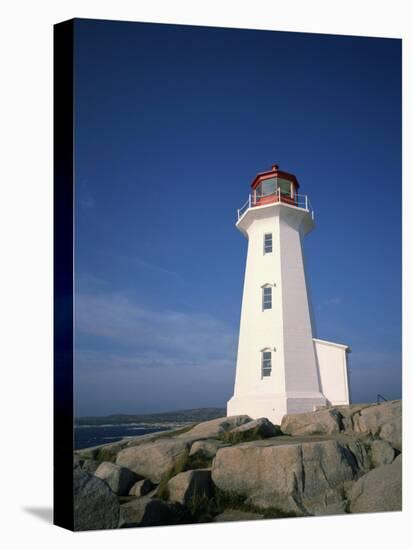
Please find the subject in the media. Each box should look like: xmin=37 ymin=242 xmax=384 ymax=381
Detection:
xmin=53 ymin=18 xmax=75 ymax=531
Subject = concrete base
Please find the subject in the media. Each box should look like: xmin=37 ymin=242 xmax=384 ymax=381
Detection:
xmin=285 ymin=393 xmax=328 ymax=415
xmin=227 ymin=392 xmax=327 ymax=425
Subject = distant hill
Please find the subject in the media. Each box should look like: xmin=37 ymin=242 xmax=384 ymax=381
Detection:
xmin=75 ymin=407 xmax=226 ymax=426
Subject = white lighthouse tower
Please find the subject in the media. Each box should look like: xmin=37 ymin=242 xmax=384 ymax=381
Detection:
xmin=227 ymin=164 xmax=350 ymax=425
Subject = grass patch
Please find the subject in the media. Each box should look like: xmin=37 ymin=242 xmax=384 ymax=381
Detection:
xmin=75 ymin=448 xmax=99 ymax=461
xmin=76 ymin=446 xmax=118 ymax=463
xmin=186 ymin=486 xmax=299 ymax=522
xmin=219 ymin=429 xmax=265 ymax=445
xmin=94 ymin=447 xmax=118 ymax=463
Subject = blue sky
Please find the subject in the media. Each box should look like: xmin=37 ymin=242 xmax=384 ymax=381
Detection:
xmin=74 ymin=19 xmax=401 ymax=417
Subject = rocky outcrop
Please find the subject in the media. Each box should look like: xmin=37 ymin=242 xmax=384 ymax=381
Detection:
xmin=281 ymin=409 xmax=343 ymax=436
xmin=179 ymin=415 xmax=252 ymax=441
xmin=74 ymin=455 xmax=100 ymax=474
xmin=227 ymin=417 xmax=281 ymax=439
xmin=167 ymin=469 xmax=212 ymax=505
xmin=189 ymin=439 xmax=228 ymax=460
xmin=119 ymin=494 xmax=154 ymax=527
xmin=94 ymin=462 xmax=141 ymax=496
xmin=116 ymin=438 xmax=190 ymax=483
xmin=119 ymin=495 xmax=189 ymax=527
xmin=317 ymin=404 xmax=371 ymax=431
xmin=370 ymin=440 xmax=395 ymax=467
xmin=80 ymin=459 xmax=100 ymax=474
xmin=124 ymin=426 xmax=194 ymax=448
xmin=348 ymin=455 xmax=402 ymax=513
xmin=73 ymin=403 xmax=402 ymax=530
xmin=352 ymin=401 xmax=402 ymax=450
xmin=73 ymin=468 xmax=120 ymax=530
xmin=379 ymin=419 xmax=402 ymax=451
xmin=212 ymin=438 xmax=370 ymax=515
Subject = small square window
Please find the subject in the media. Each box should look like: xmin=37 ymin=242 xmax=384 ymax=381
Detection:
xmin=264 ymin=233 xmax=273 ymax=254
xmin=262 ymin=286 xmax=272 ymax=310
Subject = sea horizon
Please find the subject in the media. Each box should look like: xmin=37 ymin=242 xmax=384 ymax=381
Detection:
xmin=74 ymin=406 xmax=226 ymax=449
xmin=74 ymin=423 xmax=179 ymax=450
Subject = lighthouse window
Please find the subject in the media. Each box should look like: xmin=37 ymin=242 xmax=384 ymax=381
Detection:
xmin=256 ymin=177 xmax=276 ymax=198
xmin=261 ymin=351 xmax=272 ymax=377
xmin=262 ymin=286 xmax=272 ymax=310
xmin=264 ymin=233 xmax=273 ymax=254
xmin=278 ymin=178 xmax=292 ymax=196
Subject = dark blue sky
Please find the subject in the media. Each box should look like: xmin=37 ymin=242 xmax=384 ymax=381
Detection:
xmin=74 ymin=19 xmax=401 ymax=417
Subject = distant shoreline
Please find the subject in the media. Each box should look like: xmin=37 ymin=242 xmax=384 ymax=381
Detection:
xmin=74 ymin=423 xmax=177 ymax=450
xmin=75 ymin=407 xmax=226 ymax=427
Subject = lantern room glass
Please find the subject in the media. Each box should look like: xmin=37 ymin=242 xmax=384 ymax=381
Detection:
xmin=278 ymin=177 xmax=292 ymax=196
xmin=255 ymin=177 xmax=293 ymax=199
xmin=256 ymin=177 xmax=276 ymax=198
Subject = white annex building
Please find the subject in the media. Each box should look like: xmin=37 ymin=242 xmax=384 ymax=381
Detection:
xmin=227 ymin=164 xmax=350 ymax=425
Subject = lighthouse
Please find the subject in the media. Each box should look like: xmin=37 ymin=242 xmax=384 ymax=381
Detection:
xmin=227 ymin=164 xmax=350 ymax=425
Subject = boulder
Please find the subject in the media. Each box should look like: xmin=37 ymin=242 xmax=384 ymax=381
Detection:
xmin=179 ymin=415 xmax=252 ymax=441
xmin=167 ymin=469 xmax=212 ymax=505
xmin=189 ymin=439 xmax=228 ymax=459
xmin=214 ymin=509 xmax=264 ymax=522
xmin=345 ymin=438 xmax=372 ymax=470
xmin=125 ymin=426 xmax=193 ymax=448
xmin=281 ymin=409 xmax=343 ymax=436
xmin=129 ymin=479 xmax=154 ymax=497
xmin=120 ymin=496 xmax=189 ymax=527
xmin=212 ymin=438 xmax=370 ymax=516
xmin=73 ymin=468 xmax=120 ymax=531
xmin=353 ymin=401 xmax=401 ymax=441
xmin=379 ymin=418 xmax=402 ymax=451
xmin=349 ymin=455 xmax=402 ymax=513
xmin=119 ymin=494 xmax=153 ymax=526
xmin=80 ymin=459 xmax=100 ymax=475
xmin=116 ymin=438 xmax=190 ymax=483
xmin=94 ymin=462 xmax=141 ymax=496
xmin=370 ymin=440 xmax=395 ymax=467
xmin=139 ymin=498 xmax=190 ymax=527
xmin=73 ymin=455 xmax=99 ymax=473
xmin=227 ymin=418 xmax=281 ymax=440
xmin=316 ymin=404 xmax=372 ymax=431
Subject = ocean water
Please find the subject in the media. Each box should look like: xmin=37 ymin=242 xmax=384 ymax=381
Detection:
xmin=74 ymin=424 xmax=173 ymax=450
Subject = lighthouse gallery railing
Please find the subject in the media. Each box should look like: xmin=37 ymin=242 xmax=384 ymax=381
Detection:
xmin=237 ymin=188 xmax=314 ymax=221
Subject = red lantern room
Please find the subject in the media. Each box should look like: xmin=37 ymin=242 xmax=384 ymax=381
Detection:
xmin=250 ymin=164 xmax=299 ymax=207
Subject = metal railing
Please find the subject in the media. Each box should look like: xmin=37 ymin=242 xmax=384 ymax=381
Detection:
xmin=237 ymin=187 xmax=314 ymax=221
